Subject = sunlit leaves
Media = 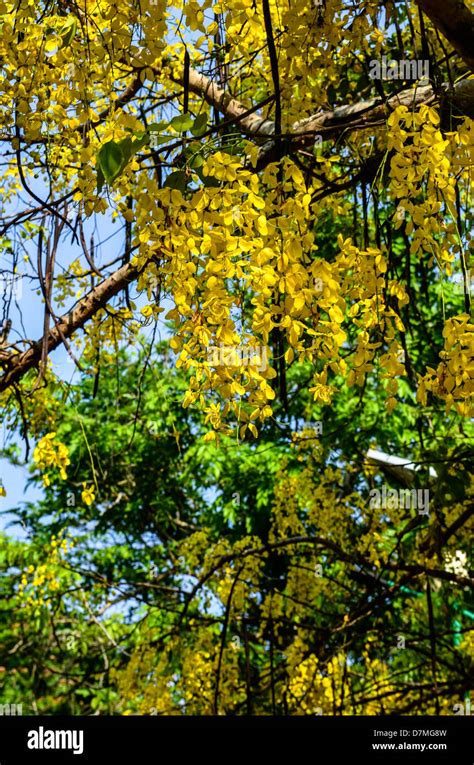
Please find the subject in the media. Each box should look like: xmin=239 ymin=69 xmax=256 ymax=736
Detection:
xmin=170 ymin=113 xmax=194 ymax=132
xmin=59 ymin=16 xmax=77 ymax=48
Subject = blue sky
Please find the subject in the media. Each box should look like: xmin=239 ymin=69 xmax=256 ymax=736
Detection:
xmin=0 ymin=182 xmax=128 ymax=533
xmin=0 ymin=184 xmax=177 ymax=536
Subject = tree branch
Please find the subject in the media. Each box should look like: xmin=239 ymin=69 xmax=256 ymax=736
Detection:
xmin=416 ymin=0 xmax=474 ymax=73
xmin=0 ymin=258 xmax=149 ymax=393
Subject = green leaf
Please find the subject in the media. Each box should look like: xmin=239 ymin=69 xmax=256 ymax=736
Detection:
xmin=220 ymin=139 xmax=245 ymax=156
xmin=133 ymin=135 xmax=151 ymax=152
xmin=96 ymin=136 xmax=148 ymax=191
xmin=60 ymin=17 xmax=77 ymax=48
xmin=170 ymin=113 xmax=194 ymax=133
xmin=97 ymin=141 xmax=124 ymax=184
xmin=327 ymin=84 xmax=337 ymax=107
xmin=191 ymin=113 xmax=208 ymax=137
xmin=117 ymin=135 xmax=148 ymax=163
xmin=96 ymin=165 xmax=105 ymax=194
xmin=117 ymin=137 xmax=134 ymax=164
xmin=148 ymin=121 xmax=169 ymax=133
xmin=190 ymin=153 xmax=204 ymax=169
xmin=164 ymin=170 xmax=188 ymax=191
xmin=182 ymin=143 xmax=205 ymax=169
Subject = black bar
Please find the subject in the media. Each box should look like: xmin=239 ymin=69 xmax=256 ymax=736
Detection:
xmin=0 ymin=715 xmax=471 ymax=763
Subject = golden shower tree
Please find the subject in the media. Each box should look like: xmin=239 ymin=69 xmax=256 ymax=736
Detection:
xmin=0 ymin=0 xmax=472 ymax=716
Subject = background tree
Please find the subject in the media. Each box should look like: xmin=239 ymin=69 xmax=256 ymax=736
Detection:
xmin=1 ymin=343 xmax=472 ymax=714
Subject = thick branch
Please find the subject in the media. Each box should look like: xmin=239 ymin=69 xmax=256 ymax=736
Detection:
xmin=170 ymin=69 xmax=474 ymax=169
xmin=417 ymin=0 xmax=474 ymax=73
xmin=0 ymin=259 xmax=146 ymax=393
xmin=256 ymin=80 xmax=474 ymax=168
xmin=182 ymin=68 xmax=276 ymax=137
xmin=80 ymin=60 xmax=474 ymax=168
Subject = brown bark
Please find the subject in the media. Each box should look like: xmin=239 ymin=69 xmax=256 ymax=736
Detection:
xmin=0 ymin=259 xmax=146 ymax=393
xmin=417 ymin=0 xmax=474 ymax=73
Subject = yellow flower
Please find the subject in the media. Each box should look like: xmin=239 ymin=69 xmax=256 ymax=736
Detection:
xmin=33 ymin=433 xmax=70 ymax=484
xmin=81 ymin=483 xmax=96 ymax=507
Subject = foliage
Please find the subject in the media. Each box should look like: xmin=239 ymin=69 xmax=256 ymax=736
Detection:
xmin=1 ymin=347 xmax=472 ymax=714
xmin=0 ymin=0 xmax=472 ymax=716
